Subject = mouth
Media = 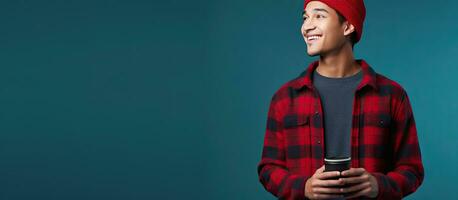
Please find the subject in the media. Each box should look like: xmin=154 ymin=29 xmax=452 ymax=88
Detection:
xmin=306 ymin=34 xmax=322 ymax=43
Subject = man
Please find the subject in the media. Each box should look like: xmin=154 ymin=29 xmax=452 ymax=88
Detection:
xmin=257 ymin=0 xmax=424 ymax=199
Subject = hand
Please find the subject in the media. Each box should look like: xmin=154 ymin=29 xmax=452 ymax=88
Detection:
xmin=304 ymin=165 xmax=345 ymax=199
xmin=339 ymin=168 xmax=379 ymax=199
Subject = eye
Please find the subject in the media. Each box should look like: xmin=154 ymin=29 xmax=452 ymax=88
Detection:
xmin=316 ymin=14 xmax=324 ymax=19
xmin=302 ymin=16 xmax=308 ymax=21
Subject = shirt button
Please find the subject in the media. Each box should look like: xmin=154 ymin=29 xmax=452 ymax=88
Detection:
xmin=380 ymin=120 xmax=384 ymax=125
xmin=317 ymin=140 xmax=321 ymax=144
xmin=315 ymin=111 xmax=319 ymax=115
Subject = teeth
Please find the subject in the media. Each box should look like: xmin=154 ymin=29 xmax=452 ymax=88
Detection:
xmin=307 ymin=35 xmax=321 ymax=41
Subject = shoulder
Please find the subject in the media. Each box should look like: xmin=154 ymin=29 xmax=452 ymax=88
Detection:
xmin=375 ymin=72 xmax=409 ymax=101
xmin=269 ymin=74 xmax=304 ymax=104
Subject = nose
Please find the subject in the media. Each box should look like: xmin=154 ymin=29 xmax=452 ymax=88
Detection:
xmin=301 ymin=18 xmax=315 ymax=35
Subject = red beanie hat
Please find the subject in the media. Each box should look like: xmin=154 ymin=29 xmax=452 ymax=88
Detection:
xmin=303 ymin=0 xmax=366 ymax=43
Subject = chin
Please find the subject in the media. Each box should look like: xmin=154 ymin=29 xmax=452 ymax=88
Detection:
xmin=307 ymin=50 xmax=320 ymax=57
xmin=306 ymin=45 xmax=323 ymax=56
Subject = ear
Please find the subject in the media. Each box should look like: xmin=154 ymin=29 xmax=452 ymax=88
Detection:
xmin=343 ymin=22 xmax=355 ymax=37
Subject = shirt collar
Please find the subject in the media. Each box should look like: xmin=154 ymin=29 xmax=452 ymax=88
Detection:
xmin=291 ymin=59 xmax=378 ymax=92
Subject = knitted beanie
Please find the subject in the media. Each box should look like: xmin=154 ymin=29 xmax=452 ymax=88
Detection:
xmin=304 ymin=0 xmax=366 ymax=43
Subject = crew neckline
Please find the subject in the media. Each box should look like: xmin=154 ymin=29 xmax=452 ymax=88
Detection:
xmin=313 ymin=69 xmax=362 ymax=82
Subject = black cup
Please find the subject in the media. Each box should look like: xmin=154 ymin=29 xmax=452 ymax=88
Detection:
xmin=324 ymin=157 xmax=351 ymax=173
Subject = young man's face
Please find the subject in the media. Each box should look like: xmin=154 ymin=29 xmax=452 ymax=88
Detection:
xmin=301 ymin=1 xmax=353 ymax=56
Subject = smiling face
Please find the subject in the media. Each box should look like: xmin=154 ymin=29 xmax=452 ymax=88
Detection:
xmin=301 ymin=1 xmax=355 ymax=56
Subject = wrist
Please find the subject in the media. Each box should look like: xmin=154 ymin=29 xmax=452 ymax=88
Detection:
xmin=368 ymin=174 xmax=379 ymax=198
xmin=304 ymin=178 xmax=312 ymax=198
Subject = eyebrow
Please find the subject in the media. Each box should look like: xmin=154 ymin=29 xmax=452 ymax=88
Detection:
xmin=302 ymin=8 xmax=329 ymax=16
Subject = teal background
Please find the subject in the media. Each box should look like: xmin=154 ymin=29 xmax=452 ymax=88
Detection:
xmin=0 ymin=0 xmax=456 ymax=199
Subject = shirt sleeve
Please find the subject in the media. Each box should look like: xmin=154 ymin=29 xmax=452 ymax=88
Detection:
xmin=372 ymin=90 xmax=424 ymax=200
xmin=257 ymin=95 xmax=310 ymax=200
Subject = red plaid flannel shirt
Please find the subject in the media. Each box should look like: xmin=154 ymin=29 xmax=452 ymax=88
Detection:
xmin=257 ymin=60 xmax=424 ymax=199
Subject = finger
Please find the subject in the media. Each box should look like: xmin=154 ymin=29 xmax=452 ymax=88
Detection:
xmin=341 ymin=168 xmax=365 ymax=177
xmin=341 ymin=173 xmax=370 ymax=185
xmin=316 ymin=171 xmax=341 ymax=180
xmin=340 ymin=182 xmax=370 ymax=194
xmin=313 ymin=179 xmax=345 ymax=187
xmin=316 ymin=165 xmax=325 ymax=173
xmin=310 ymin=193 xmax=344 ymax=199
xmin=312 ymin=186 xmax=343 ymax=194
xmin=344 ymin=187 xmax=371 ymax=199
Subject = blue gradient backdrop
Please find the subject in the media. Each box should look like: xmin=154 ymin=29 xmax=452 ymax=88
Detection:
xmin=0 ymin=0 xmax=456 ymax=199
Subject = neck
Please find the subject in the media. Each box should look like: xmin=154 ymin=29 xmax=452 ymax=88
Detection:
xmin=316 ymin=43 xmax=361 ymax=78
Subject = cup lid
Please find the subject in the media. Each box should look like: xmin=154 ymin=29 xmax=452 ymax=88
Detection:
xmin=324 ymin=157 xmax=351 ymax=162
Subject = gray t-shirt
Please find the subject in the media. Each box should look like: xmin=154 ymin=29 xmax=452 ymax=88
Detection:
xmin=312 ymin=68 xmax=363 ymax=159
